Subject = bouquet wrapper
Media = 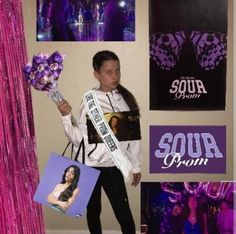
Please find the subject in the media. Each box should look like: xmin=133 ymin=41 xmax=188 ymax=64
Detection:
xmin=49 ymin=89 xmax=64 ymax=103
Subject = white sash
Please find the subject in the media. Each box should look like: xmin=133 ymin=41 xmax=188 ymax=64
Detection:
xmin=83 ymin=90 xmax=133 ymax=183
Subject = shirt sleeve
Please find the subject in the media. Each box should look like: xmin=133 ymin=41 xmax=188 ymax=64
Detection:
xmin=60 ymin=102 xmax=86 ymax=147
xmin=126 ymin=139 xmax=143 ymax=173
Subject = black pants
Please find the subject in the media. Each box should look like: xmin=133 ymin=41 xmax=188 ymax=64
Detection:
xmin=87 ymin=167 xmax=135 ymax=234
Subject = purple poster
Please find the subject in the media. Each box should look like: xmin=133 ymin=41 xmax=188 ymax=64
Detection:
xmin=34 ymin=153 xmax=100 ymax=217
xmin=150 ymin=126 xmax=226 ymax=173
xmin=149 ymin=0 xmax=228 ymax=110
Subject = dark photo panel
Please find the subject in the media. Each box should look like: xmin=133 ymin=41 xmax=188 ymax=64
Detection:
xmin=37 ymin=0 xmax=135 ymax=41
xmin=87 ymin=110 xmax=141 ymax=143
xmin=141 ymin=182 xmax=235 ymax=234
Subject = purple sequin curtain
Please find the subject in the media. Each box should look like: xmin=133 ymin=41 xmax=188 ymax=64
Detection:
xmin=0 ymin=1 xmax=45 ymax=233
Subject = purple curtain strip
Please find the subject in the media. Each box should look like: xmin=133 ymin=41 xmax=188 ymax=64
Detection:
xmin=0 ymin=1 xmax=45 ymax=233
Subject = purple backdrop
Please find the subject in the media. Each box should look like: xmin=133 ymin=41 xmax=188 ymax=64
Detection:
xmin=0 ymin=0 xmax=45 ymax=233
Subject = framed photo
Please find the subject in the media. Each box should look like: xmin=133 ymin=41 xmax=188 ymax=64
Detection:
xmin=87 ymin=110 xmax=141 ymax=143
xmin=141 ymin=182 xmax=235 ymax=234
xmin=34 ymin=153 xmax=100 ymax=217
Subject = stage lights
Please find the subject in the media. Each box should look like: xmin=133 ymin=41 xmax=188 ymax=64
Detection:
xmin=119 ymin=0 xmax=126 ymax=8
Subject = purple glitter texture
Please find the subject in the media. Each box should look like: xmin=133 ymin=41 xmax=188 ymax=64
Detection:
xmin=0 ymin=0 xmax=45 ymax=233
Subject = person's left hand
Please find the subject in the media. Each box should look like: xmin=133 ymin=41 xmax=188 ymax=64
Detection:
xmin=131 ymin=173 xmax=141 ymax=187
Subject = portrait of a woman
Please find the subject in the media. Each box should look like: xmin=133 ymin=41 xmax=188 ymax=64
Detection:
xmin=108 ymin=115 xmax=121 ymax=138
xmin=47 ymin=165 xmax=80 ymax=212
xmin=182 ymin=195 xmax=208 ymax=234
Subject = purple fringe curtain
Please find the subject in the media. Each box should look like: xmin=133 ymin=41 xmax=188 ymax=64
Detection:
xmin=0 ymin=1 xmax=45 ymax=233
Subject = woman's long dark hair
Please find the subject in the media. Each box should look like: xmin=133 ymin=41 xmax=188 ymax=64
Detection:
xmin=108 ymin=115 xmax=121 ymax=127
xmin=92 ymin=50 xmax=139 ymax=111
xmin=58 ymin=165 xmax=80 ymax=202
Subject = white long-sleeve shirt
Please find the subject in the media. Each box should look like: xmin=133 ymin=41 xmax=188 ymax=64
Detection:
xmin=61 ymin=88 xmax=143 ymax=173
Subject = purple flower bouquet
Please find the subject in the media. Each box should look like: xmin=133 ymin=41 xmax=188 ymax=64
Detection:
xmin=23 ymin=51 xmax=65 ymax=103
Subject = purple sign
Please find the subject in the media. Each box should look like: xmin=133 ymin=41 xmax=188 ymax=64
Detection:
xmin=150 ymin=126 xmax=226 ymax=173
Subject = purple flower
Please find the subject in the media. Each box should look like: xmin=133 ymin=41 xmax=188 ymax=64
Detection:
xmin=23 ymin=51 xmax=65 ymax=91
xmin=32 ymin=54 xmax=47 ymax=66
xmin=23 ymin=64 xmax=32 ymax=73
xmin=51 ymin=51 xmax=64 ymax=63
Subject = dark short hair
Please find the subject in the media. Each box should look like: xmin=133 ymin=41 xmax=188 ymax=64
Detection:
xmin=92 ymin=50 xmax=119 ymax=71
xmin=92 ymin=50 xmax=140 ymax=111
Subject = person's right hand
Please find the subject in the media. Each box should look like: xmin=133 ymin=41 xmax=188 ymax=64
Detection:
xmin=57 ymin=100 xmax=72 ymax=116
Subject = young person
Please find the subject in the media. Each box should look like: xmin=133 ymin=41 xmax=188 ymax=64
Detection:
xmin=182 ymin=195 xmax=208 ymax=234
xmin=57 ymin=50 xmax=142 ymax=233
xmin=216 ymin=200 xmax=234 ymax=234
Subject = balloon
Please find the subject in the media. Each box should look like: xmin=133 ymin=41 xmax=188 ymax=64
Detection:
xmin=161 ymin=182 xmax=234 ymax=203
xmin=184 ymin=182 xmax=204 ymax=195
xmin=160 ymin=183 xmax=182 ymax=203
